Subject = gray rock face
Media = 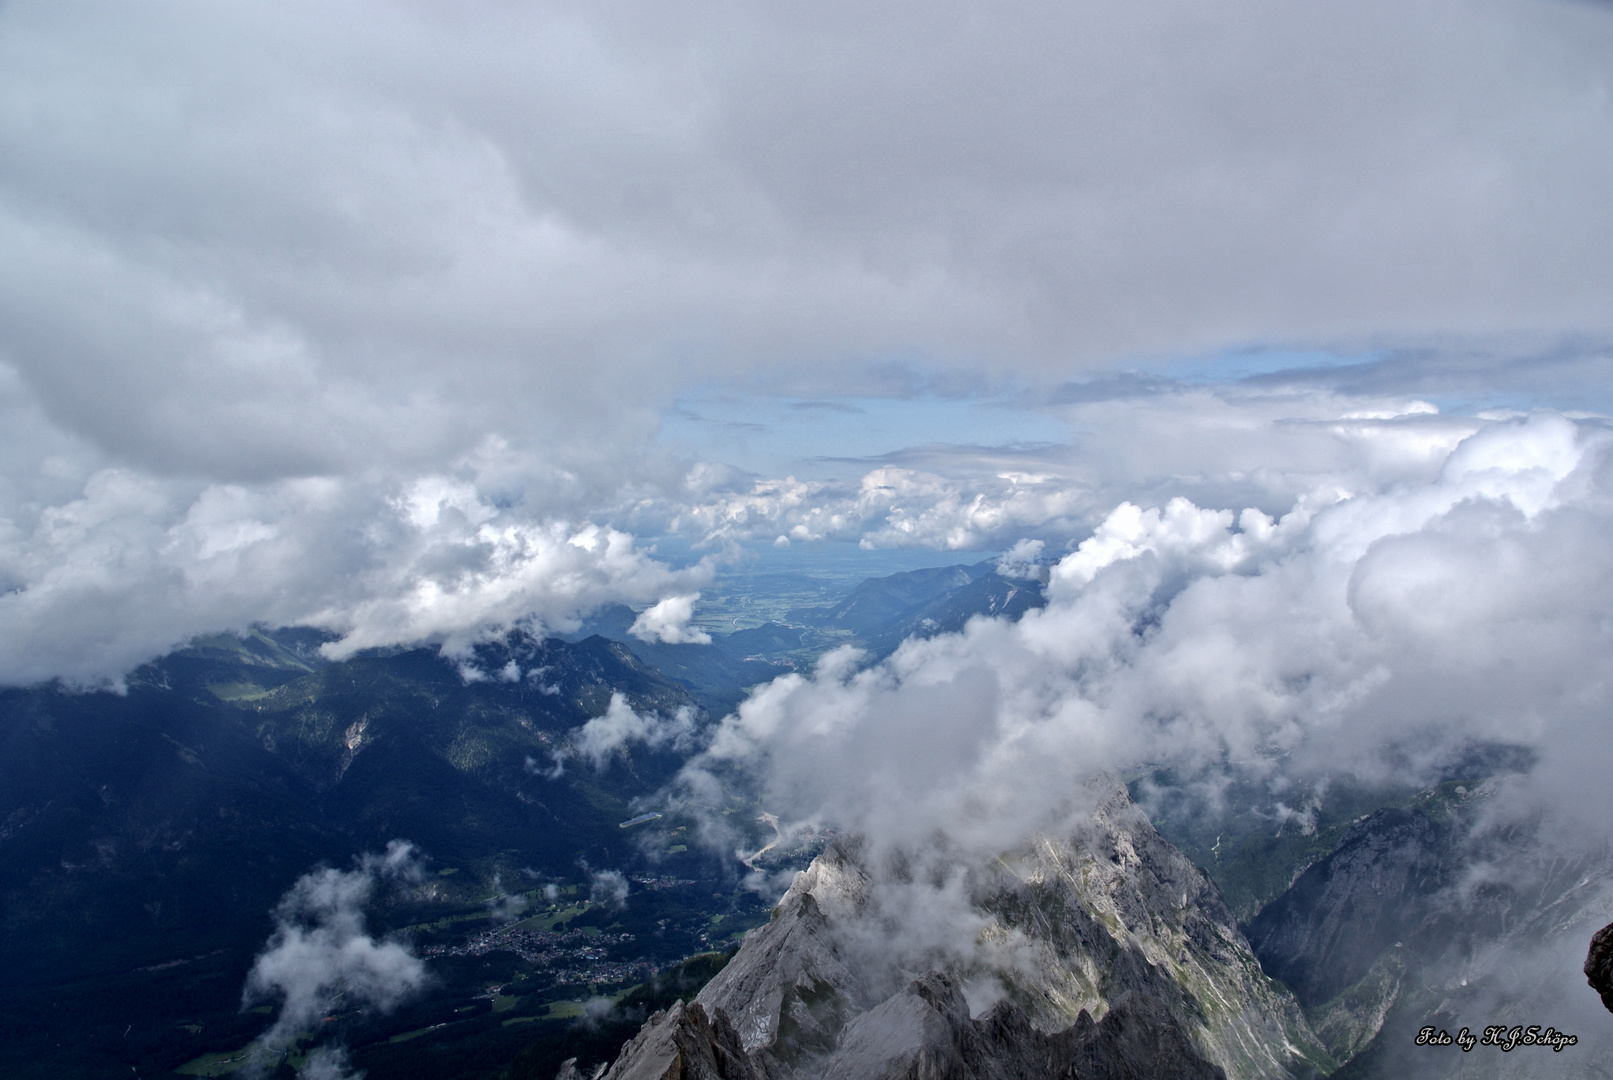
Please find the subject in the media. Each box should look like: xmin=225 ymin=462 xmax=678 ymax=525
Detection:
xmin=1247 ymin=791 xmax=1613 ymax=1076
xmin=555 ymin=1060 xmax=603 ymax=1080
xmin=597 ymin=969 xmax=1226 ymax=1080
xmin=598 ymin=999 xmax=763 ymax=1080
xmin=587 ymin=781 xmax=1326 ymax=1080
xmin=970 ymin=780 xmax=1328 ymax=1080
xmin=1246 ymin=808 xmax=1448 ymax=1007
xmin=1589 ymin=922 xmax=1613 ymax=1013
xmin=821 ymin=971 xmax=1224 ymax=1080
xmin=695 ymin=846 xmax=880 ymax=1067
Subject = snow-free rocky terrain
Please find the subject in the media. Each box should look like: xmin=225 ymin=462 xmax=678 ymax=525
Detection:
xmin=579 ymin=781 xmax=1332 ymax=1080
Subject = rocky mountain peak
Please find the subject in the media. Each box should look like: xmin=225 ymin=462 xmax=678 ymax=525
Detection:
xmin=587 ymin=779 xmax=1330 ymax=1080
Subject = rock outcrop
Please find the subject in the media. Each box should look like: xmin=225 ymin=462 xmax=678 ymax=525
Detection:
xmin=1586 ymin=921 xmax=1613 ymax=1014
xmin=694 ymin=849 xmax=879 ymax=1069
xmin=1248 ymin=792 xmax=1613 ymax=1076
xmin=820 ymin=971 xmax=1223 ymax=1080
xmin=973 ymin=782 xmax=1327 ymax=1080
xmin=599 ymin=969 xmax=1225 ymax=1080
xmin=598 ymin=999 xmax=766 ymax=1080
xmin=587 ymin=780 xmax=1327 ymax=1080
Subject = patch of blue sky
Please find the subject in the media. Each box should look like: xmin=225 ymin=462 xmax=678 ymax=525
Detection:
xmin=1070 ymin=344 xmax=1613 ymax=416
xmin=658 ymin=388 xmax=1066 ymax=480
xmin=1139 ymin=346 xmax=1379 ymax=385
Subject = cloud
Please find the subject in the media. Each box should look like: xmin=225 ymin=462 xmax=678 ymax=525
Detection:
xmin=296 ymin=1046 xmax=362 ymax=1080
xmin=5 ymin=0 xmax=1613 ymax=477
xmin=571 ymin=692 xmax=698 ymax=771
xmin=994 ymin=539 xmax=1046 ymax=581
xmin=665 ymin=410 xmax=1613 ymax=1039
xmin=669 ymin=388 xmax=1476 ymax=552
xmin=0 ymin=463 xmax=712 ymax=686
xmin=242 ymin=841 xmax=429 ymax=1060
xmin=0 ymin=374 xmax=1548 ymax=689
xmin=629 ymin=593 xmax=712 ymax=645
xmin=686 ymin=413 xmax=1613 ymax=859
xmin=486 ymin=874 xmax=529 ymax=924
xmin=589 ymin=868 xmax=630 ymax=910
xmin=6 ymin=0 xmax=1613 ymax=685
xmin=676 ymin=466 xmax=1094 ymax=551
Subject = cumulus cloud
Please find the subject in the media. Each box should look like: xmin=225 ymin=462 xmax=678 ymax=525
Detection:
xmin=994 ymin=539 xmax=1046 ymax=581
xmin=0 ymin=464 xmax=711 ymax=686
xmin=0 ymin=376 xmax=1490 ymax=687
xmin=242 ymin=841 xmax=429 ymax=1063
xmin=661 ymin=410 xmax=1613 ymax=1038
xmin=5 ymin=0 xmax=1613 ymax=685
xmin=676 ymin=466 xmax=1092 ymax=552
xmin=571 ymin=692 xmax=699 ymax=771
xmin=687 ymin=413 xmax=1613 ymax=858
xmin=667 ymin=388 xmax=1483 ymax=552
xmin=5 ymin=0 xmax=1613 ymax=472
xmin=629 ymin=593 xmax=711 ymax=645
xmin=589 ymin=868 xmax=630 ymax=910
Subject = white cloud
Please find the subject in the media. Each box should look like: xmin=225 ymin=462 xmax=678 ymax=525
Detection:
xmin=571 ymin=692 xmax=698 ymax=771
xmin=243 ymin=841 xmax=429 ymax=1058
xmin=486 ymin=874 xmax=529 ymax=924
xmin=629 ymin=593 xmax=711 ymax=645
xmin=297 ymin=1045 xmax=361 ymax=1080
xmin=662 ymin=388 xmax=1481 ymax=554
xmin=686 ymin=413 xmax=1613 ymax=859
xmin=994 ymin=539 xmax=1045 ymax=581
xmin=589 ymin=868 xmax=630 ymax=911
xmin=5 ymin=0 xmax=1613 ymax=479
xmin=4 ymin=0 xmax=1613 ymax=685
xmin=0 ymin=463 xmax=711 ymax=686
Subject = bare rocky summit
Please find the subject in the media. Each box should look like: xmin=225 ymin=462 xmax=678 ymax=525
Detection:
xmin=582 ymin=781 xmax=1328 ymax=1080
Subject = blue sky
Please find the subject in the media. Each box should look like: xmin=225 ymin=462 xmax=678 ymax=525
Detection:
xmin=657 ymin=387 xmax=1069 ymax=482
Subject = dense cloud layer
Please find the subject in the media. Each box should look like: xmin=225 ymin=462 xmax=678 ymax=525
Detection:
xmin=4 ymin=0 xmax=1613 ymax=480
xmin=0 ymin=380 xmax=1477 ymax=685
xmin=0 ymin=465 xmax=710 ymax=685
xmin=688 ymin=413 xmax=1613 ymax=855
xmin=3 ymin=1 xmax=1613 ymax=683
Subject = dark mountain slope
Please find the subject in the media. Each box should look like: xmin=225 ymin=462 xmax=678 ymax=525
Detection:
xmin=0 ymin=627 xmax=718 ymax=1079
xmin=866 ymin=571 xmax=1047 ymax=655
xmin=562 ymin=605 xmax=793 ymax=714
xmin=1246 ymin=808 xmax=1450 ymax=1008
xmin=716 ymin=621 xmax=807 ymax=659
xmin=1246 ymin=786 xmax=1613 ymax=1076
xmin=813 ymin=564 xmax=987 ymax=635
xmin=0 ymin=677 xmax=339 ymax=985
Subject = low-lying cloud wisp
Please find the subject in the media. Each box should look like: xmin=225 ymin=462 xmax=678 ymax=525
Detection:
xmin=571 ymin=692 xmax=698 ymax=772
xmin=241 ymin=841 xmax=430 ymax=1073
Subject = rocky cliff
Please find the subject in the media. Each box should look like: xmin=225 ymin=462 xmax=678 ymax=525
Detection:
xmin=582 ymin=781 xmax=1328 ymax=1080
xmin=1247 ymin=787 xmax=1613 ymax=1077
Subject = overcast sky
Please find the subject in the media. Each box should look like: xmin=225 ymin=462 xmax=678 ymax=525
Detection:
xmin=3 ymin=0 xmax=1613 ymax=683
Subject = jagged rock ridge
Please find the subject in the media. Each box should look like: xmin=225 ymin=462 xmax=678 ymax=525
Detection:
xmin=585 ymin=781 xmax=1328 ymax=1080
xmin=1247 ymin=786 xmax=1613 ymax=1077
xmin=602 ymin=972 xmax=1224 ymax=1080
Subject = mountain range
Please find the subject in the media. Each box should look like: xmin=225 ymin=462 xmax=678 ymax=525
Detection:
xmin=2 ymin=560 xmax=1605 ymax=1079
